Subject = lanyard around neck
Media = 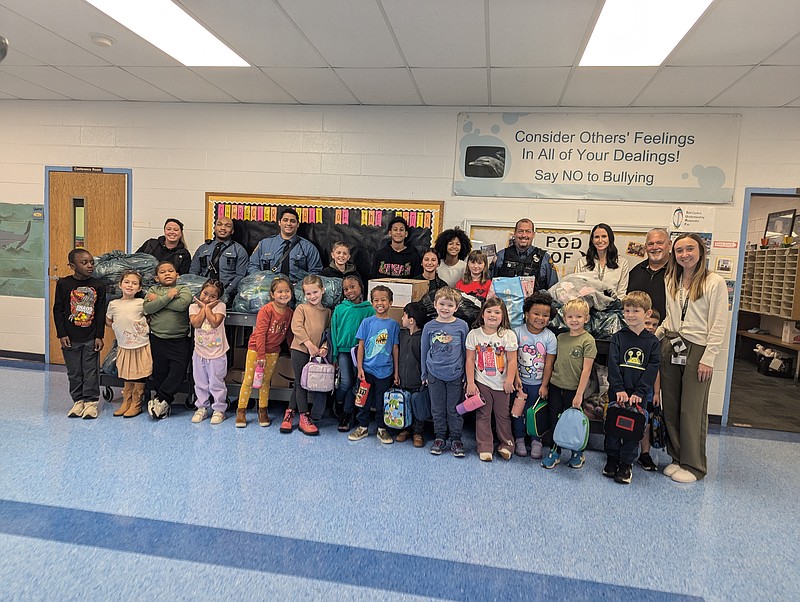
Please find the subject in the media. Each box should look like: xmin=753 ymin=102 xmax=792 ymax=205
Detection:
xmin=678 ymin=276 xmax=690 ymax=322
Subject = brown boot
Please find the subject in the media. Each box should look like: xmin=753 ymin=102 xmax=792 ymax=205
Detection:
xmin=124 ymin=383 xmax=145 ymax=418
xmin=258 ymin=407 xmax=271 ymax=427
xmin=235 ymin=407 xmax=247 ymax=428
xmin=114 ymin=382 xmax=133 ymax=416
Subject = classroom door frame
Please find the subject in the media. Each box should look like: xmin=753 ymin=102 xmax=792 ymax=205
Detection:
xmin=43 ymin=166 xmax=133 ymax=364
xmin=721 ymin=187 xmax=798 ymax=426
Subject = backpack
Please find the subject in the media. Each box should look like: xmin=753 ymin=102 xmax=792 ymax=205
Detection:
xmin=553 ymin=408 xmax=590 ymax=451
xmin=525 ymin=397 xmax=550 ymax=438
xmin=383 ymin=388 xmax=412 ymax=429
xmin=604 ymin=402 xmax=646 ymax=442
xmin=300 ymin=356 xmax=335 ymax=392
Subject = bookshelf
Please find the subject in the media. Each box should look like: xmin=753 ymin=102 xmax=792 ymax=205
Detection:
xmin=740 ymin=247 xmax=800 ymax=319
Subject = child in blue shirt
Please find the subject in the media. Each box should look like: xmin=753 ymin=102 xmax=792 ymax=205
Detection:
xmin=513 ymin=291 xmax=557 ymax=460
xmin=348 ymin=285 xmax=400 ymax=444
xmin=421 ymin=287 xmax=470 ymax=457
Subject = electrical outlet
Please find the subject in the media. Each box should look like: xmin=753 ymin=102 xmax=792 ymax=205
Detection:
xmin=577 ymin=209 xmax=586 ymax=223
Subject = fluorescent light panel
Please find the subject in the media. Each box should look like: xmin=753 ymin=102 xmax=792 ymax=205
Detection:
xmin=580 ymin=0 xmax=713 ymax=67
xmin=85 ymin=0 xmax=249 ymax=67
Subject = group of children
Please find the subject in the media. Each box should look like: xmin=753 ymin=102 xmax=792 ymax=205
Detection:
xmin=56 ymin=245 xmax=661 ymax=482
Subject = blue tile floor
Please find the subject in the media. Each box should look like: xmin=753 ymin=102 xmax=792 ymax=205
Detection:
xmin=1 ymin=360 xmax=798 ymax=601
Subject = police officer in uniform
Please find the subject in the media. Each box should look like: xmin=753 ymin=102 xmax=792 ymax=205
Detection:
xmin=492 ymin=218 xmax=558 ymax=291
xmin=190 ymin=215 xmax=248 ymax=303
xmin=247 ymin=207 xmax=322 ymax=283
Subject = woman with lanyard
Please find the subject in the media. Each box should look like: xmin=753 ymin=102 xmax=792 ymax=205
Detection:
xmin=574 ymin=223 xmax=629 ymax=298
xmin=656 ymin=233 xmax=728 ymax=483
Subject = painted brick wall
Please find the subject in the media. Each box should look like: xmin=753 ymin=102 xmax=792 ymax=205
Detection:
xmin=1 ymin=101 xmax=799 ymax=414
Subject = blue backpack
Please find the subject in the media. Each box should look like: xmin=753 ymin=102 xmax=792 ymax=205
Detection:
xmin=553 ymin=408 xmax=590 ymax=451
xmin=384 ymin=388 xmax=412 ymax=429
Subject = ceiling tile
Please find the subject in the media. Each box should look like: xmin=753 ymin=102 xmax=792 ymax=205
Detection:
xmin=191 ymin=67 xmax=297 ymax=103
xmin=0 ymin=47 xmax=46 ymax=67
xmin=490 ymin=67 xmax=569 ymax=106
xmin=670 ymin=0 xmax=800 ymax=66
xmin=412 ymin=68 xmax=487 ymax=106
xmin=0 ymin=4 xmax=108 ymax=66
xmin=633 ymin=66 xmax=750 ymax=107
xmin=0 ymin=69 xmax=71 ymax=99
xmin=279 ymin=0 xmax=403 ymax=68
xmin=382 ymin=0 xmax=486 ymax=68
xmin=60 ymin=66 xmax=178 ymax=101
xmin=180 ymin=0 xmax=326 ymax=67
xmin=765 ymin=34 xmax=800 ymax=66
xmin=561 ymin=67 xmax=657 ymax=107
xmin=261 ymin=68 xmax=356 ymax=105
xmin=126 ymin=67 xmax=238 ymax=102
xmin=0 ymin=66 xmax=122 ymax=100
xmin=489 ymin=0 xmax=598 ymax=67
xmin=0 ymin=0 xmax=179 ymax=67
xmin=335 ymin=68 xmax=420 ymax=105
xmin=708 ymin=66 xmax=800 ymax=107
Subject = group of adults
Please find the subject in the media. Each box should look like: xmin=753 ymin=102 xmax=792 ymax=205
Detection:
xmin=136 ymin=208 xmax=322 ymax=301
xmin=138 ymin=211 xmax=725 ymax=483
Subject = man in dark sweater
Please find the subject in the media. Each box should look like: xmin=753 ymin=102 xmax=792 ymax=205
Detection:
xmin=53 ymin=248 xmax=107 ymax=419
xmin=603 ymin=291 xmax=660 ymax=485
xmin=627 ymin=228 xmax=671 ymax=323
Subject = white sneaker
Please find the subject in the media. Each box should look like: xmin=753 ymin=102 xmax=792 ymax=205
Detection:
xmin=210 ymin=411 xmax=225 ymax=425
xmin=151 ymin=398 xmax=170 ymax=420
xmin=67 ymin=401 xmax=85 ymax=418
xmin=192 ymin=408 xmax=208 ymax=423
xmin=82 ymin=401 xmax=99 ymax=419
xmin=671 ymin=468 xmax=698 ymax=483
xmin=147 ymin=397 xmax=157 ymax=418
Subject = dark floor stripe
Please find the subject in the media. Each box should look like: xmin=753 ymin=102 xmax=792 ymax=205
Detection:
xmin=0 ymin=498 xmax=699 ymax=601
xmin=709 ymin=424 xmax=800 ymax=443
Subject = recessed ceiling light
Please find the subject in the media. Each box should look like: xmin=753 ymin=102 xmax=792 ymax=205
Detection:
xmin=84 ymin=0 xmax=249 ymax=67
xmin=90 ymin=33 xmax=115 ymax=48
xmin=580 ymin=0 xmax=713 ymax=67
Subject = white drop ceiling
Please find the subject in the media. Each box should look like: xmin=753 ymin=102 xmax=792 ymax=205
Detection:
xmin=0 ymin=0 xmax=798 ymax=108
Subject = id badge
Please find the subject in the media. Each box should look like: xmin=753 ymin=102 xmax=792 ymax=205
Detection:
xmin=670 ymin=336 xmax=687 ymax=354
xmin=671 ymin=354 xmax=687 ymax=366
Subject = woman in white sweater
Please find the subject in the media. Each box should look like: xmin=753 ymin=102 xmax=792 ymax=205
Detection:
xmin=574 ymin=223 xmax=629 ymax=298
xmin=656 ymin=232 xmax=728 ymax=483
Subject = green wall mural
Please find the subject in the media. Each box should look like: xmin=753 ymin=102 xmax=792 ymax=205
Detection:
xmin=0 ymin=203 xmax=44 ymax=298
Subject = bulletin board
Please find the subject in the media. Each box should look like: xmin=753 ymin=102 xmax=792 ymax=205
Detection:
xmin=464 ymin=220 xmax=649 ymax=279
xmin=206 ymin=193 xmax=444 ymax=279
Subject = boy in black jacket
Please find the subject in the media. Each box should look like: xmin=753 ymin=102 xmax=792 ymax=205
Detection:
xmin=396 ymin=302 xmax=428 ymax=447
xmin=604 ymin=291 xmax=660 ymax=484
xmin=53 ymin=248 xmax=107 ymax=419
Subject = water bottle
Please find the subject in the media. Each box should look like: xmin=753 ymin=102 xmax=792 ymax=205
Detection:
xmin=253 ymin=360 xmax=265 ymax=389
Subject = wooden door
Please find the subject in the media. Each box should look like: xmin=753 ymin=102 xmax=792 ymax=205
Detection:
xmin=48 ymin=171 xmax=127 ymax=364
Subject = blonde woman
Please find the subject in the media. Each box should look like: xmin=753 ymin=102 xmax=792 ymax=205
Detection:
xmin=656 ymin=233 xmax=727 ymax=483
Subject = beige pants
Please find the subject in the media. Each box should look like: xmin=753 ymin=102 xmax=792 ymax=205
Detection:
xmin=659 ymin=336 xmax=711 ymax=479
xmin=237 ymin=350 xmax=279 ymax=410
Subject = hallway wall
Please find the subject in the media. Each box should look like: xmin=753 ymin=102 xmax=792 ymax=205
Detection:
xmin=1 ymin=101 xmax=799 ymax=414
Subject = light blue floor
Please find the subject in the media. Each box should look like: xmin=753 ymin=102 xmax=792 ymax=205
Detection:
xmin=1 ymin=360 xmax=798 ymax=601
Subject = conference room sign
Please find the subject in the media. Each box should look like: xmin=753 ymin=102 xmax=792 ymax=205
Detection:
xmin=453 ymin=112 xmax=740 ymax=204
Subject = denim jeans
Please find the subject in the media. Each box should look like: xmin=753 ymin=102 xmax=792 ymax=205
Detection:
xmin=428 ymin=375 xmax=463 ymax=441
xmin=336 ymin=351 xmax=357 ymax=414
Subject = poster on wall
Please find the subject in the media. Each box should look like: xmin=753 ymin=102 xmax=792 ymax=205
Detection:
xmin=0 ymin=203 xmax=44 ymax=298
xmin=465 ymin=221 xmax=648 ymax=279
xmin=453 ymin=112 xmax=740 ymax=204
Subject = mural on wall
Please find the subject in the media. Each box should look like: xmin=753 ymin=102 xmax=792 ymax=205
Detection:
xmin=0 ymin=203 xmax=44 ymax=298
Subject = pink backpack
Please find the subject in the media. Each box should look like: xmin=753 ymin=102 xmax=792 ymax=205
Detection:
xmin=300 ymin=356 xmax=335 ymax=392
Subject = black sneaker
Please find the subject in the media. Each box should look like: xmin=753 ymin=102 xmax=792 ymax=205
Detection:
xmin=603 ymin=458 xmax=619 ymax=478
xmin=430 ymin=438 xmax=446 ymax=455
xmin=451 ymin=440 xmax=465 ymax=458
xmin=638 ymin=452 xmax=658 ymax=472
xmin=614 ymin=463 xmax=633 ymax=484
xmin=338 ymin=412 xmax=352 ymax=432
